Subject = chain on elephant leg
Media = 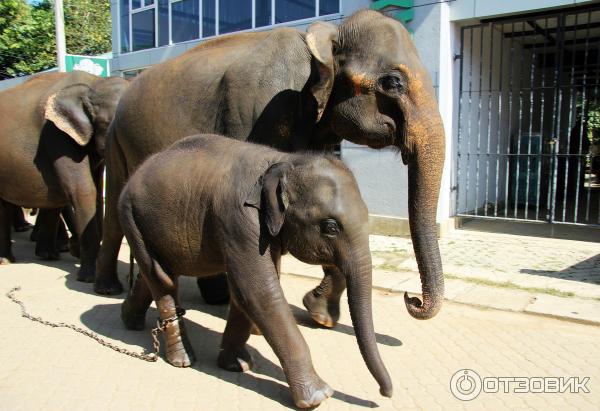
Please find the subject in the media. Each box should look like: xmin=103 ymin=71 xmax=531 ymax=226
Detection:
xmin=157 ymin=295 xmax=195 ymax=367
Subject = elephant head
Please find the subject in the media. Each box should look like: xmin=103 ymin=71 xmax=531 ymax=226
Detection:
xmin=44 ymin=77 xmax=129 ymax=157
xmin=245 ymin=157 xmax=393 ymax=398
xmin=307 ymin=10 xmax=445 ymax=320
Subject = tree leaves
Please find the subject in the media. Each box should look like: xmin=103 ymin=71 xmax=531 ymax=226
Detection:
xmin=0 ymin=0 xmax=111 ymax=79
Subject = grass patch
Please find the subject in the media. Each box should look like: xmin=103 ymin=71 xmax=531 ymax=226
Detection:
xmin=444 ymin=274 xmax=577 ymax=298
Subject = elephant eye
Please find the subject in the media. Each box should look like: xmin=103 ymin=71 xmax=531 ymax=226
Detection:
xmin=378 ymin=75 xmax=405 ymax=94
xmin=320 ymin=218 xmax=341 ymax=237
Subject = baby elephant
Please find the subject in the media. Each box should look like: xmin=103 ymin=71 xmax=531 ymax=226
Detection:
xmin=118 ymin=134 xmax=392 ymax=408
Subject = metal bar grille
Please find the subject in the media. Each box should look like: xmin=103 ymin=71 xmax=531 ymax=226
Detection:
xmin=456 ymin=5 xmax=600 ymax=227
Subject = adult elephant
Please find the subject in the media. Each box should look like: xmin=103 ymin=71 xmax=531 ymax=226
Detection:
xmin=95 ymin=10 xmax=445 ymax=322
xmin=0 ymin=71 xmax=128 ymax=281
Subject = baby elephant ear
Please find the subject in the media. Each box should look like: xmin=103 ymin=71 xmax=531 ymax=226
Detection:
xmin=244 ymin=162 xmax=293 ymax=237
xmin=45 ymin=84 xmax=94 ymax=146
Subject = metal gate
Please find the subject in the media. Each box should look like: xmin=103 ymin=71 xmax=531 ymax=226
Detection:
xmin=456 ymin=4 xmax=600 ymax=226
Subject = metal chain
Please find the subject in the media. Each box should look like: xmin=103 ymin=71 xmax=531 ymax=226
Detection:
xmin=5 ymin=286 xmax=166 ymax=362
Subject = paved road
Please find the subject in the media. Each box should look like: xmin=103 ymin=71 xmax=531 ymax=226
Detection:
xmin=1 ymin=232 xmax=599 ymax=410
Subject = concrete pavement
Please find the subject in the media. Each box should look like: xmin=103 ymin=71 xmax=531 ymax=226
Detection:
xmin=283 ymin=228 xmax=600 ymax=325
xmin=0 ymin=228 xmax=599 ymax=410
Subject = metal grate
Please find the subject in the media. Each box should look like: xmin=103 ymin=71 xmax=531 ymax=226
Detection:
xmin=456 ymin=5 xmax=600 ymax=226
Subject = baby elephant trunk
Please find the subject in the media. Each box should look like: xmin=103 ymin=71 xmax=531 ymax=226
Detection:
xmin=342 ymin=251 xmax=393 ymax=397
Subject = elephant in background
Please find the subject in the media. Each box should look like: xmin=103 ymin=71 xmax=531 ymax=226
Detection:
xmin=30 ymin=207 xmax=77 ymax=260
xmin=96 ymin=10 xmax=445 ymax=323
xmin=119 ymin=135 xmax=392 ymax=408
xmin=0 ymin=71 xmax=128 ymax=280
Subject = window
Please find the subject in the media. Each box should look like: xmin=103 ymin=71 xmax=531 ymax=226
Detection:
xmin=158 ymin=0 xmax=169 ymax=46
xmin=219 ymin=0 xmax=252 ymax=35
xmin=132 ymin=9 xmax=155 ymax=51
xmin=120 ymin=0 xmax=130 ymax=52
xmin=119 ymin=1 xmax=340 ymax=53
xmin=275 ymin=0 xmax=313 ymax=24
xmin=122 ymin=68 xmax=146 ymax=79
xmin=203 ymin=0 xmax=216 ymax=37
xmin=255 ymin=0 xmax=271 ymax=27
xmin=319 ymin=0 xmax=339 ymax=16
xmin=172 ymin=0 xmax=199 ymax=43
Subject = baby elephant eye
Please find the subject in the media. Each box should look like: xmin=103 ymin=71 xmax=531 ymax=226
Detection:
xmin=379 ymin=75 xmax=404 ymax=94
xmin=320 ymin=219 xmax=341 ymax=237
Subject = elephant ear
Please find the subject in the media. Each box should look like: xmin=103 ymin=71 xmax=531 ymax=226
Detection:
xmin=245 ymin=162 xmax=293 ymax=237
xmin=306 ymin=21 xmax=338 ymax=122
xmin=45 ymin=84 xmax=94 ymax=146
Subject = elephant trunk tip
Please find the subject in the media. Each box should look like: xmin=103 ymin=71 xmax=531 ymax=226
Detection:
xmin=403 ymin=292 xmax=442 ymax=320
xmin=380 ymin=384 xmax=393 ymax=398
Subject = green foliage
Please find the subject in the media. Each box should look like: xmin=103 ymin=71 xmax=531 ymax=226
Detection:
xmin=0 ymin=0 xmax=56 ymax=78
xmin=64 ymin=0 xmax=111 ymax=56
xmin=0 ymin=0 xmax=111 ymax=79
xmin=586 ymin=101 xmax=600 ymax=144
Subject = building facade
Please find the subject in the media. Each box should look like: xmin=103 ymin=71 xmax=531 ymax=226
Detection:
xmin=109 ymin=0 xmax=600 ymax=234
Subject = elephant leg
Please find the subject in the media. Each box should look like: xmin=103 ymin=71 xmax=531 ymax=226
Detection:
xmin=155 ymin=290 xmax=195 ymax=368
xmin=51 ymin=154 xmax=100 ymax=283
xmin=70 ymin=191 xmax=100 ymax=282
xmin=302 ymin=266 xmax=346 ymax=328
xmin=34 ymin=208 xmax=61 ymax=260
xmin=56 ymin=214 xmax=69 ymax=253
xmin=0 ymin=200 xmax=15 ymax=264
xmin=94 ymin=196 xmax=123 ymax=294
xmin=12 ymin=205 xmax=32 ymax=232
xmin=121 ymin=272 xmax=153 ymax=331
xmin=61 ymin=206 xmax=79 ymax=257
xmin=197 ymin=273 xmax=230 ymax=304
xmin=94 ymin=163 xmax=125 ymax=295
xmin=227 ymin=254 xmax=333 ymax=408
xmin=218 ymin=298 xmax=253 ymax=372
xmin=122 ymin=215 xmax=195 ymax=366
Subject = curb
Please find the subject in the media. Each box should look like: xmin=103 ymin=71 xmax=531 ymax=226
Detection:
xmin=280 ymin=270 xmax=600 ymax=327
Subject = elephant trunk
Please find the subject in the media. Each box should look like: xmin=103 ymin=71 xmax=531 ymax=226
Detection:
xmin=403 ymin=107 xmax=445 ymax=320
xmin=343 ymin=250 xmax=393 ymax=397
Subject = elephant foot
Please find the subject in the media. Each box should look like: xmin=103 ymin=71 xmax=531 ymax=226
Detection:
xmin=35 ymin=248 xmax=60 ymax=261
xmin=197 ymin=274 xmax=230 ymax=305
xmin=218 ymin=347 xmax=253 ymax=372
xmin=76 ymin=265 xmax=96 ymax=283
xmin=68 ymin=238 xmax=80 ymax=258
xmin=290 ymin=375 xmax=334 ymax=409
xmin=164 ymin=319 xmax=195 ymax=368
xmin=167 ymin=347 xmax=195 ymax=368
xmin=0 ymin=256 xmax=14 ymax=265
xmin=94 ymin=277 xmax=124 ymax=295
xmin=57 ymin=235 xmax=69 ymax=253
xmin=14 ymin=222 xmax=33 ymax=232
xmin=121 ymin=301 xmax=146 ymax=331
xmin=302 ymin=289 xmax=340 ymax=328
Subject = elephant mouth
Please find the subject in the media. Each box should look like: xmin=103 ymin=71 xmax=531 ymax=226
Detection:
xmin=362 ymin=120 xmax=396 ymax=149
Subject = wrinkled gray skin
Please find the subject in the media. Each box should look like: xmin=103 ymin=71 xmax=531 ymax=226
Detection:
xmin=119 ymin=135 xmax=392 ymax=408
xmin=96 ymin=10 xmax=445 ymax=322
xmin=0 ymin=72 xmax=128 ymax=280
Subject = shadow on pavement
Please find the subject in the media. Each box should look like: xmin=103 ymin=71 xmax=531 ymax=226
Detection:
xmin=177 ymin=274 xmax=403 ymax=348
xmin=520 ymin=253 xmax=600 ymax=285
xmin=289 ymin=304 xmax=403 ymax=347
xmin=80 ymin=301 xmax=379 ymax=408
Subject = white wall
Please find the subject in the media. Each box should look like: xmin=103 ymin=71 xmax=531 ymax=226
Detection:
xmin=450 ymin=0 xmax=596 ymax=21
